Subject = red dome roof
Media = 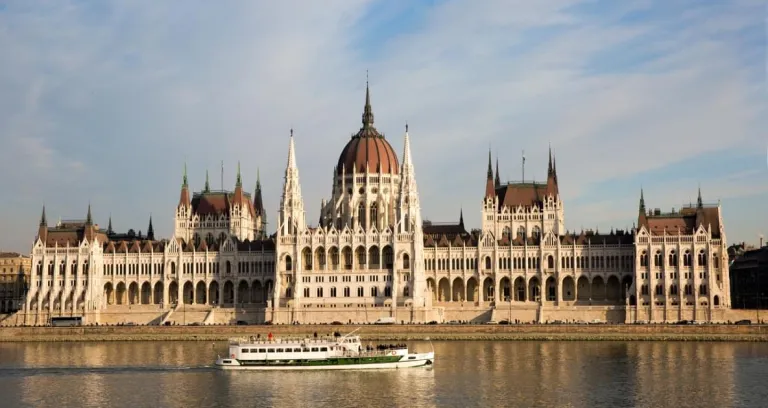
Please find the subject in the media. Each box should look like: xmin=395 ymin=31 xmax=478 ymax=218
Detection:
xmin=336 ymin=85 xmax=399 ymax=175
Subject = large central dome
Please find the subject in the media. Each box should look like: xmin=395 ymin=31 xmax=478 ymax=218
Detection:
xmin=336 ymin=84 xmax=400 ymax=175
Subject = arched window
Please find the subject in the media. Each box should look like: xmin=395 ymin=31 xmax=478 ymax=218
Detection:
xmin=670 ymin=285 xmax=678 ymax=295
xmin=357 ymin=287 xmax=364 ymax=297
xmin=654 ymin=251 xmax=662 ymax=267
xmin=699 ymin=284 xmax=707 ymax=295
xmin=357 ymin=202 xmax=365 ymax=229
xmin=369 ymin=203 xmax=378 ymax=230
xmin=403 ymin=287 xmax=410 ymax=297
xmin=517 ymin=226 xmax=526 ymax=238
xmin=713 ymin=254 xmax=719 ymax=268
xmin=485 ymin=256 xmax=492 ymax=270
xmin=547 ymin=255 xmax=554 ymax=269
xmin=640 ymin=251 xmax=648 ymax=267
xmin=698 ymin=250 xmax=707 ymax=267
xmin=668 ymin=250 xmax=677 ymax=267
xmin=655 ymin=284 xmax=663 ymax=296
xmin=532 ymin=226 xmax=541 ymax=241
xmin=683 ymin=250 xmax=691 ymax=267
xmin=218 ymin=232 xmax=227 ymax=244
xmin=285 ymin=255 xmax=293 ymax=271
xmin=502 ymin=226 xmax=511 ymax=238
xmin=206 ymin=233 xmax=215 ymax=245
xmin=371 ymin=287 xmax=378 ymax=297
xmin=403 ymin=254 xmax=410 ymax=269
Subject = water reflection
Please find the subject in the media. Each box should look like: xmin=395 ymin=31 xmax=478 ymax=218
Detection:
xmin=0 ymin=341 xmax=763 ymax=408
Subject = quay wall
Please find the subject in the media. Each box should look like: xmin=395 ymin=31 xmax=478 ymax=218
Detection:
xmin=2 ymin=323 xmax=768 ymax=342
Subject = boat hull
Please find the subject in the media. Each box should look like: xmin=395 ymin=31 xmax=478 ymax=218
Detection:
xmin=215 ymin=352 xmax=434 ymax=371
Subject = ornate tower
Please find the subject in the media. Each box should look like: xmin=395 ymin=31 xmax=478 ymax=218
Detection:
xmin=397 ymin=125 xmax=429 ymax=307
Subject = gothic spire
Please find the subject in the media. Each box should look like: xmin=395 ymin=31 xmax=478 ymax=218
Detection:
xmin=39 ymin=205 xmax=47 ymax=227
xmin=697 ymin=185 xmax=703 ymax=208
xmin=107 ymin=214 xmax=113 ymax=234
xmin=236 ymin=161 xmax=242 ymax=187
xmin=86 ymin=203 xmax=93 ymax=225
xmin=487 ymin=149 xmax=493 ymax=179
xmin=459 ymin=208 xmax=464 ymax=228
xmin=204 ymin=170 xmax=210 ymax=192
xmin=147 ymin=215 xmax=155 ymax=240
xmin=639 ymin=188 xmax=645 ymax=211
xmin=287 ymin=128 xmax=297 ymax=169
xmin=548 ymin=144 xmax=553 ymax=176
xmin=494 ymin=157 xmax=501 ymax=188
xmin=362 ymin=74 xmax=374 ymax=128
xmin=182 ymin=162 xmax=188 ymax=187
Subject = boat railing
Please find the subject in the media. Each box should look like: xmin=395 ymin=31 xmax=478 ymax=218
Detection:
xmin=228 ymin=336 xmax=361 ymax=346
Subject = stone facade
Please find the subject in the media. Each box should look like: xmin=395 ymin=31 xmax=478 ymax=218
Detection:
xmin=13 ymin=84 xmax=731 ymax=326
xmin=0 ymin=252 xmax=30 ymax=313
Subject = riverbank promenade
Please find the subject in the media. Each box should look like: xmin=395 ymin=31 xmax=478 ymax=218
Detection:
xmin=2 ymin=323 xmax=768 ymax=342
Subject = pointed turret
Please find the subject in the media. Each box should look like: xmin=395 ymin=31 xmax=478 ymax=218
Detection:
xmin=485 ymin=149 xmax=495 ymax=198
xmin=638 ymin=188 xmax=648 ymax=228
xmin=147 ymin=215 xmax=155 ymax=241
xmin=179 ymin=163 xmax=191 ymax=207
xmin=39 ymin=205 xmax=47 ymax=227
xmin=37 ymin=205 xmax=48 ymax=243
xmin=546 ymin=145 xmax=559 ymax=195
xmin=398 ymin=123 xmax=421 ymax=232
xmin=84 ymin=203 xmax=95 ymax=242
xmin=494 ymin=158 xmax=501 ymax=188
xmin=279 ymin=128 xmax=306 ymax=236
xmin=107 ymin=215 xmax=114 ymax=235
xmin=233 ymin=161 xmax=245 ymax=206
xmin=697 ymin=186 xmax=703 ymax=208
xmin=204 ymin=170 xmax=210 ymax=193
xmin=254 ymin=168 xmax=264 ymax=215
xmin=459 ymin=208 xmax=464 ymax=228
xmin=86 ymin=203 xmax=93 ymax=225
xmin=362 ymin=79 xmax=374 ymax=129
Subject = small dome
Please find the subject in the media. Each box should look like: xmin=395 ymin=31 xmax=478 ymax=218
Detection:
xmin=336 ymin=84 xmax=399 ymax=175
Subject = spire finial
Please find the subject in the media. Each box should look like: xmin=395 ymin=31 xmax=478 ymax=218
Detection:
xmin=495 ymin=157 xmax=501 ymax=188
xmin=697 ymin=185 xmax=703 ymax=208
xmin=405 ymin=122 xmax=409 ymax=133
xmin=86 ymin=202 xmax=93 ymax=225
xmin=257 ymin=167 xmax=261 ymax=188
xmin=107 ymin=213 xmax=113 ymax=234
xmin=362 ymin=73 xmax=374 ymax=128
xmin=639 ymin=187 xmax=645 ymax=211
xmin=40 ymin=204 xmax=47 ymax=226
xmin=147 ymin=214 xmax=155 ymax=240
xmin=182 ymin=162 xmax=188 ymax=187
xmin=487 ymin=148 xmax=493 ymax=179
xmin=236 ymin=161 xmax=242 ymax=187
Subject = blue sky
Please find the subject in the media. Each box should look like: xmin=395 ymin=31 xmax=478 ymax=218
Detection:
xmin=0 ymin=0 xmax=765 ymax=252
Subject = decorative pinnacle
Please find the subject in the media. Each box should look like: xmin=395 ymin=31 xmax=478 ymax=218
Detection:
xmin=183 ymin=162 xmax=188 ymax=187
xmin=362 ymin=73 xmax=374 ymax=128
xmin=236 ymin=161 xmax=242 ymax=187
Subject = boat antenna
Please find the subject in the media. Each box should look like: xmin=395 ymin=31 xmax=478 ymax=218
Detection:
xmin=341 ymin=327 xmax=362 ymax=339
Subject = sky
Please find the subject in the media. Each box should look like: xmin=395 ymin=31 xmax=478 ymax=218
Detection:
xmin=0 ymin=0 xmax=765 ymax=253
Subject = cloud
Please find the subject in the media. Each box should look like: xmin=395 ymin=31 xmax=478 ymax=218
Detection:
xmin=0 ymin=0 xmax=764 ymax=252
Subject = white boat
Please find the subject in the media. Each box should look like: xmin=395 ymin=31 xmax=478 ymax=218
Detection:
xmin=214 ymin=329 xmax=435 ymax=371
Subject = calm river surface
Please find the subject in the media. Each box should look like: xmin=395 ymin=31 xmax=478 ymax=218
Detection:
xmin=0 ymin=341 xmax=767 ymax=408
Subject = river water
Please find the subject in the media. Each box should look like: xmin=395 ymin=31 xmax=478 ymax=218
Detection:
xmin=0 ymin=341 xmax=766 ymax=408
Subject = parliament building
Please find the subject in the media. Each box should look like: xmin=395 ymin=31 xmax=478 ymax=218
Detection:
xmin=16 ymin=85 xmax=732 ymax=326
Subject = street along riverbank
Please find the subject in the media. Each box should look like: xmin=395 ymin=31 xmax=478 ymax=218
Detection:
xmin=2 ymin=323 xmax=768 ymax=342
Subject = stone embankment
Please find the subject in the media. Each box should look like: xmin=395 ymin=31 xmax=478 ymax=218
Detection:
xmin=2 ymin=324 xmax=768 ymax=342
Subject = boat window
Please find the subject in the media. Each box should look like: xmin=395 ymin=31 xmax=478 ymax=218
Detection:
xmin=242 ymin=349 xmax=250 ymax=353
xmin=294 ymin=348 xmax=301 ymax=352
xmin=311 ymin=347 xmax=319 ymax=352
xmin=302 ymin=348 xmax=310 ymax=352
xmin=268 ymin=348 xmax=275 ymax=353
xmin=258 ymin=348 xmax=266 ymax=353
xmin=320 ymin=347 xmax=328 ymax=351
xmin=276 ymin=348 xmax=284 ymax=353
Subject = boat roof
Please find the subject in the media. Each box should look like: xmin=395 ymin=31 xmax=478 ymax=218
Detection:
xmin=229 ymin=335 xmax=361 ymax=346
